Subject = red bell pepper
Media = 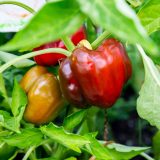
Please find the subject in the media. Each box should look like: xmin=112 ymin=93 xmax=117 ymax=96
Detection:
xmin=59 ymin=38 xmax=132 ymax=108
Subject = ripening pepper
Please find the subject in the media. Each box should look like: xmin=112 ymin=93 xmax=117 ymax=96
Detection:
xmin=20 ymin=66 xmax=64 ymax=124
xmin=33 ymin=27 xmax=86 ymax=66
xmin=59 ymin=38 xmax=132 ymax=108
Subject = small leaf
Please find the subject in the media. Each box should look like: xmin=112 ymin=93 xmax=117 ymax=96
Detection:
xmin=138 ymin=0 xmax=160 ymax=34
xmin=63 ymin=109 xmax=87 ymax=131
xmin=153 ymin=131 xmax=160 ymax=160
xmin=40 ymin=123 xmax=90 ymax=153
xmin=0 ymin=51 xmax=35 ymax=68
xmin=0 ymin=73 xmax=10 ymax=108
xmin=11 ymin=80 xmax=27 ymax=117
xmin=0 ymin=0 xmax=85 ymax=51
xmin=0 ymin=110 xmax=20 ymax=133
xmin=137 ymin=45 xmax=160 ymax=129
xmin=106 ymin=143 xmax=150 ymax=160
xmin=84 ymin=134 xmax=112 ymax=160
xmin=4 ymin=128 xmax=43 ymax=149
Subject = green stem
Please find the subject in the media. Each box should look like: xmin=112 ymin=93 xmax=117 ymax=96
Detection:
xmin=0 ymin=1 xmax=35 ymax=13
xmin=91 ymin=31 xmax=111 ymax=49
xmin=42 ymin=144 xmax=53 ymax=155
xmin=61 ymin=36 xmax=75 ymax=51
xmin=0 ymin=48 xmax=71 ymax=73
xmin=140 ymin=153 xmax=155 ymax=160
xmin=22 ymin=146 xmax=35 ymax=160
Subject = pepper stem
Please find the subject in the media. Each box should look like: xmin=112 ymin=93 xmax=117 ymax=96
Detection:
xmin=91 ymin=31 xmax=111 ymax=49
xmin=0 ymin=1 xmax=35 ymax=14
xmin=78 ymin=40 xmax=92 ymax=50
xmin=0 ymin=48 xmax=71 ymax=73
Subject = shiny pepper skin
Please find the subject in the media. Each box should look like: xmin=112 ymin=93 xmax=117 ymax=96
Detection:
xmin=59 ymin=38 xmax=132 ymax=108
xmin=33 ymin=27 xmax=86 ymax=66
xmin=20 ymin=66 xmax=64 ymax=124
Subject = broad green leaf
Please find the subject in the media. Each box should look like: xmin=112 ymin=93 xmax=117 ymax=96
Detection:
xmin=153 ymin=131 xmax=160 ymax=160
xmin=11 ymin=80 xmax=27 ymax=117
xmin=63 ymin=109 xmax=87 ymax=131
xmin=137 ymin=45 xmax=160 ymax=129
xmin=84 ymin=134 xmax=112 ymax=160
xmin=40 ymin=123 xmax=90 ymax=153
xmin=0 ymin=110 xmax=20 ymax=133
xmin=4 ymin=128 xmax=43 ymax=149
xmin=106 ymin=143 xmax=150 ymax=160
xmin=0 ymin=51 xmax=35 ymax=68
xmin=138 ymin=0 xmax=160 ymax=34
xmin=0 ymin=0 xmax=85 ymax=51
xmin=76 ymin=0 xmax=159 ymax=58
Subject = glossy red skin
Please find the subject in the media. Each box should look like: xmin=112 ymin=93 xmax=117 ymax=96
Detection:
xmin=59 ymin=38 xmax=132 ymax=108
xmin=34 ymin=27 xmax=86 ymax=66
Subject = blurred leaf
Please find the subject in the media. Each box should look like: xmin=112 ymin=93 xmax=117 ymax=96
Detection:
xmin=127 ymin=0 xmax=144 ymax=7
xmin=138 ymin=0 xmax=160 ymax=34
xmin=63 ymin=109 xmax=87 ymax=131
xmin=0 ymin=110 xmax=19 ymax=133
xmin=0 ymin=51 xmax=35 ymax=68
xmin=65 ymin=157 xmax=77 ymax=160
xmin=11 ymin=80 xmax=27 ymax=117
xmin=153 ymin=131 xmax=160 ymax=160
xmin=4 ymin=128 xmax=43 ymax=149
xmin=77 ymin=120 xmax=89 ymax=135
xmin=0 ymin=0 xmax=85 ymax=51
xmin=84 ymin=133 xmax=112 ymax=160
xmin=137 ymin=45 xmax=160 ymax=130
xmin=76 ymin=0 xmax=159 ymax=58
xmin=85 ymin=19 xmax=97 ymax=43
xmin=0 ymin=73 xmax=10 ymax=108
xmin=106 ymin=143 xmax=150 ymax=160
xmin=40 ymin=123 xmax=90 ymax=153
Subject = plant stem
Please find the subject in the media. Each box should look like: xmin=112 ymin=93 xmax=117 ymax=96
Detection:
xmin=22 ymin=146 xmax=35 ymax=160
xmin=91 ymin=31 xmax=111 ymax=49
xmin=103 ymin=109 xmax=108 ymax=141
xmin=140 ymin=153 xmax=155 ymax=160
xmin=0 ymin=48 xmax=71 ymax=73
xmin=61 ymin=36 xmax=75 ymax=51
xmin=0 ymin=1 xmax=35 ymax=13
xmin=42 ymin=144 xmax=53 ymax=155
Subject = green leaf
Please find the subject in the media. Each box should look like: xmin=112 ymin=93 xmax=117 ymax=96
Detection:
xmin=4 ymin=128 xmax=43 ymax=149
xmin=153 ymin=131 xmax=160 ymax=160
xmin=137 ymin=45 xmax=160 ymax=129
xmin=84 ymin=134 xmax=112 ymax=160
xmin=106 ymin=143 xmax=150 ymax=160
xmin=65 ymin=157 xmax=77 ymax=160
xmin=138 ymin=0 xmax=160 ymax=34
xmin=0 ymin=0 xmax=85 ymax=51
xmin=40 ymin=123 xmax=90 ymax=153
xmin=11 ymin=80 xmax=27 ymax=117
xmin=127 ymin=0 xmax=144 ymax=7
xmin=0 ymin=73 xmax=10 ymax=108
xmin=63 ymin=109 xmax=87 ymax=131
xmin=0 ymin=110 xmax=20 ymax=133
xmin=0 ymin=51 xmax=35 ymax=68
xmin=76 ymin=0 xmax=159 ymax=58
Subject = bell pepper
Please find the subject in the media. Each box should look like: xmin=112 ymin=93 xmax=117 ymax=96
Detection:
xmin=33 ymin=27 xmax=86 ymax=66
xmin=59 ymin=38 xmax=132 ymax=108
xmin=20 ymin=66 xmax=64 ymax=124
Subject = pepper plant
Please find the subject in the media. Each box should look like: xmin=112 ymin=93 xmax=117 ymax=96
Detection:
xmin=0 ymin=0 xmax=160 ymax=160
